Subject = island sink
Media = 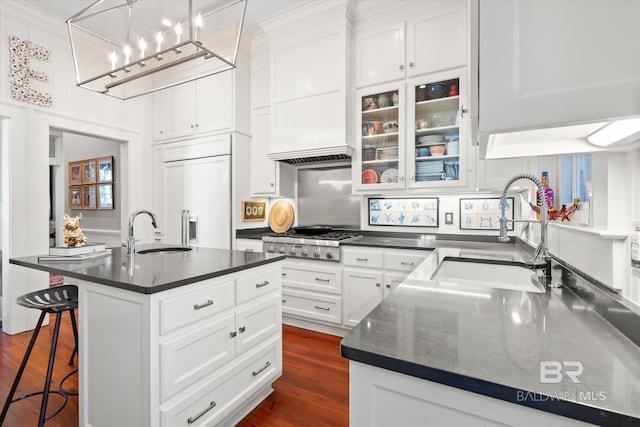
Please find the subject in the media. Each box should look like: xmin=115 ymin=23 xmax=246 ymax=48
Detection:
xmin=136 ymin=247 xmax=192 ymax=254
xmin=431 ymin=258 xmax=545 ymax=293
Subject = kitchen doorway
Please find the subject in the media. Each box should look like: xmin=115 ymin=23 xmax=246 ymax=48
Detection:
xmin=49 ymin=129 xmax=125 ymax=249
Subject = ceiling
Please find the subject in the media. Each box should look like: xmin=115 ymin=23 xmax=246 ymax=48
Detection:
xmin=30 ymin=0 xmax=305 ymax=34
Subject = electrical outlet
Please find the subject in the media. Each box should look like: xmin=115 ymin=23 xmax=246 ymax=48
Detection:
xmin=445 ymin=212 xmax=454 ymax=225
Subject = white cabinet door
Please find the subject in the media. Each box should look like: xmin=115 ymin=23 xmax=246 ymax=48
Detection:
xmin=479 ymin=0 xmax=640 ymax=138
xmin=165 ymin=74 xmax=197 ymax=140
xmin=250 ymin=108 xmax=277 ymax=195
xmin=354 ymin=23 xmax=406 ymax=88
xmin=406 ymin=2 xmax=468 ymax=77
xmin=343 ymin=268 xmax=383 ymax=328
xmin=235 ymin=293 xmax=281 ymax=356
xmin=383 ymin=271 xmax=409 ymax=298
xmin=196 ymin=68 xmax=233 ymax=135
xmin=185 ymin=156 xmax=230 ymax=249
xmin=163 ymin=156 xmax=231 ymax=249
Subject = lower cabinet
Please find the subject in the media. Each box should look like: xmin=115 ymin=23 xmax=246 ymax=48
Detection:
xmin=281 ymin=259 xmax=343 ymax=330
xmin=343 ymin=246 xmax=428 ymax=328
xmin=350 ymin=361 xmax=595 ymax=427
xmin=78 ymin=262 xmax=283 ymax=427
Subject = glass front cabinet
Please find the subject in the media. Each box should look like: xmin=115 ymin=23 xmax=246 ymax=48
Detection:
xmin=354 ymin=69 xmax=469 ymax=192
xmin=354 ymin=82 xmax=406 ymax=191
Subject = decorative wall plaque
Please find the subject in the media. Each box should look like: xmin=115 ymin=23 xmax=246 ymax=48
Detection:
xmin=8 ymin=35 xmax=52 ymax=107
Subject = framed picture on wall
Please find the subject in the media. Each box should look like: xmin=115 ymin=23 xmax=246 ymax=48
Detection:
xmin=82 ymin=185 xmax=97 ymax=209
xmin=97 ymin=156 xmax=113 ymax=182
xmin=69 ymin=186 xmax=82 ymax=209
xmin=69 ymin=162 xmax=82 ymax=185
xmin=83 ymin=160 xmax=96 ymax=184
xmin=98 ymin=183 xmax=113 ymax=209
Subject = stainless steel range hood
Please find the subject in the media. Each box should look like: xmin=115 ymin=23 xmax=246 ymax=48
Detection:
xmin=268 ymin=145 xmax=354 ymax=164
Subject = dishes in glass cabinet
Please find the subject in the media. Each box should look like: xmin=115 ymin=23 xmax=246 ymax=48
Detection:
xmin=362 ymin=169 xmax=378 ymax=184
xmin=380 ymin=168 xmax=398 ymax=184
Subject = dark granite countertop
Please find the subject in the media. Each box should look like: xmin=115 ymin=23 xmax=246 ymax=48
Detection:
xmin=341 ymin=243 xmax=640 ymax=425
xmin=10 ymin=244 xmax=285 ymax=294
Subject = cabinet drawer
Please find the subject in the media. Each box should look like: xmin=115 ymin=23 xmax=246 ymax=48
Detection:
xmin=343 ymin=247 xmax=384 ymax=268
xmin=282 ymin=288 xmax=342 ymax=324
xmin=160 ymin=280 xmax=234 ymax=335
xmin=282 ymin=267 xmax=340 ymax=294
xmin=160 ymin=336 xmax=282 ymax=427
xmin=160 ymin=312 xmax=235 ymax=401
xmin=384 ymin=250 xmax=427 ymax=272
xmin=235 ymin=293 xmax=282 ymax=355
xmin=236 ymin=266 xmax=281 ymax=305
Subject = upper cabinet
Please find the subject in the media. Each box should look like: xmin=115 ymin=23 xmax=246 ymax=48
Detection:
xmin=479 ymin=0 xmax=640 ymax=141
xmin=260 ymin=1 xmax=354 ymax=160
xmin=354 ymin=1 xmax=468 ymax=88
xmin=353 ymin=68 xmax=470 ymax=192
xmin=153 ymin=25 xmax=250 ymax=142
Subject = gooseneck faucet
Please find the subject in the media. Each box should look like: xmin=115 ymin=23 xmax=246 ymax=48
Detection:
xmin=124 ymin=209 xmax=159 ymax=256
xmin=499 ymin=174 xmax=553 ymax=282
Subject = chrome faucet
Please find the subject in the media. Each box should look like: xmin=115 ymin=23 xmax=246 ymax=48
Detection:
xmin=124 ymin=209 xmax=159 ymax=256
xmin=499 ymin=174 xmax=553 ymax=283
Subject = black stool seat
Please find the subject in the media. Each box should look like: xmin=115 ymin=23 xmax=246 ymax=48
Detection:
xmin=16 ymin=285 xmax=78 ymax=313
xmin=1 ymin=284 xmax=79 ymax=426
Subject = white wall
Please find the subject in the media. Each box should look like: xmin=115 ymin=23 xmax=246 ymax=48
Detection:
xmin=0 ymin=0 xmax=155 ymax=334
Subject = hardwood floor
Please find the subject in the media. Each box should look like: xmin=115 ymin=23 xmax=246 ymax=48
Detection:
xmin=1 ymin=319 xmax=348 ymax=427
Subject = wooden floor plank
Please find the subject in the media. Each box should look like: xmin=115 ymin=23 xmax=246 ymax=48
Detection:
xmin=1 ymin=319 xmax=348 ymax=426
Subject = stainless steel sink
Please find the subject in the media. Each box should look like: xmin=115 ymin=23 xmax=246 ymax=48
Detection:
xmin=431 ymin=259 xmax=545 ymax=293
xmin=137 ymin=247 xmax=192 ymax=254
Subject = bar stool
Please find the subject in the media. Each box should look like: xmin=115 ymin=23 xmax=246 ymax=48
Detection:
xmin=0 ymin=285 xmax=79 ymax=426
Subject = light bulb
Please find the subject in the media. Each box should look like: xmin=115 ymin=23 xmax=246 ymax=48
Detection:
xmin=110 ymin=51 xmax=117 ymax=70
xmin=123 ymin=45 xmax=131 ymax=64
xmin=194 ymin=13 xmax=203 ymax=41
xmin=156 ymin=32 xmax=163 ymax=53
xmin=175 ymin=23 xmax=182 ymax=44
xmin=139 ymin=37 xmax=146 ymax=58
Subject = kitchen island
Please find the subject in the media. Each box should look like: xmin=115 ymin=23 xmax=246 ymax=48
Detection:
xmin=341 ymin=242 xmax=640 ymax=426
xmin=10 ymin=245 xmax=285 ymax=427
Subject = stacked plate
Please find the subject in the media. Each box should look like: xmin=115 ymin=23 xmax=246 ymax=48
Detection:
xmin=416 ymin=160 xmax=444 ymax=175
xmin=417 ymin=135 xmax=446 ymax=146
xmin=378 ymin=147 xmax=398 ymax=160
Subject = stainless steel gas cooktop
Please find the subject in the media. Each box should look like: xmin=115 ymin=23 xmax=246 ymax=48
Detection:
xmin=262 ymin=229 xmax=362 ymax=262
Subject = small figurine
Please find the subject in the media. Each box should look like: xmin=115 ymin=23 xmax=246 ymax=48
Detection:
xmin=529 ymin=199 xmax=579 ymax=222
xmin=63 ymin=213 xmax=86 ymax=247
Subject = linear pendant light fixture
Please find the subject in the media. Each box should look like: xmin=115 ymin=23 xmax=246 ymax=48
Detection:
xmin=587 ymin=117 xmax=640 ymax=147
xmin=67 ymin=0 xmax=247 ymax=100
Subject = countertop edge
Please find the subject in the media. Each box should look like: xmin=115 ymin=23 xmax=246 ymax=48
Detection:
xmin=339 ymin=345 xmax=632 ymax=426
xmin=10 ymin=256 xmax=286 ymax=294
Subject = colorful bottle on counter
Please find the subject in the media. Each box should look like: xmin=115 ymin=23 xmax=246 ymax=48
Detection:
xmin=536 ymin=171 xmax=555 ymax=220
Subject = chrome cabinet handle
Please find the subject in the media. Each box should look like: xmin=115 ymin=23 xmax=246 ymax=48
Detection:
xmin=460 ymin=104 xmax=468 ymax=118
xmin=386 ymin=284 xmax=391 ymax=288
xmin=314 ymin=305 xmax=330 ymax=311
xmin=399 ymin=64 xmax=404 ymax=70
xmin=356 ymin=257 xmax=368 ymax=262
xmin=409 ymin=61 xmax=414 ymax=67
xmin=376 ymin=283 xmax=381 ymax=287
xmin=401 ymin=261 xmax=414 ymax=266
xmin=187 ymin=400 xmax=216 ymax=424
xmin=252 ymin=361 xmax=271 ymax=376
xmin=315 ymin=277 xmax=330 ymax=282
xmin=230 ymin=331 xmax=237 ymax=338
xmin=399 ymin=176 xmax=405 ymax=181
xmin=239 ymin=326 xmax=246 ymax=333
xmin=282 ymin=299 xmax=286 ymax=303
xmin=256 ymin=280 xmax=270 ymax=288
xmin=193 ymin=300 xmax=213 ymax=310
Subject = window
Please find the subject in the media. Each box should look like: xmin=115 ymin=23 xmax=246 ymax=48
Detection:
xmin=560 ymin=153 xmax=591 ymax=205
xmin=559 ymin=153 xmax=592 ymax=226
